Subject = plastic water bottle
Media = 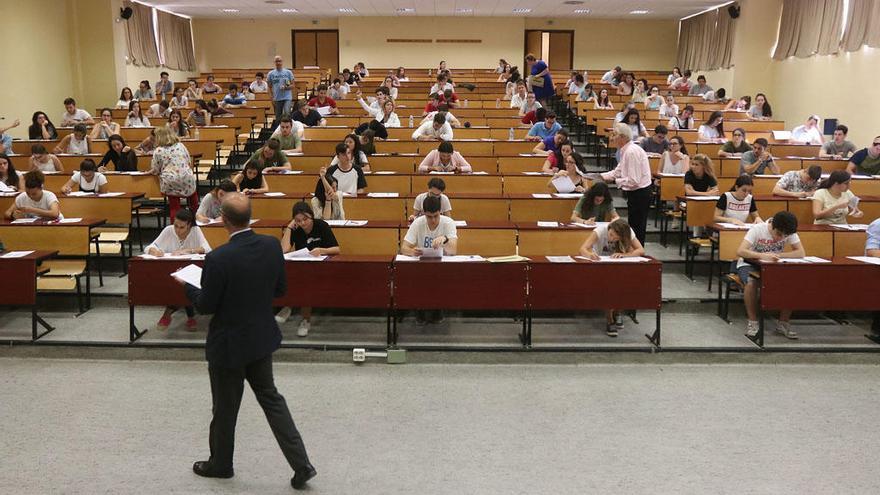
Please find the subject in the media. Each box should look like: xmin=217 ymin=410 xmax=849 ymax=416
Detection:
xmin=194 ymin=127 xmax=200 ymax=140
xmin=428 ymin=68 xmax=432 ymax=76
xmin=508 ymin=128 xmax=514 ymax=141
xmin=464 ymin=98 xmax=469 ymax=108
xmin=408 ymin=115 xmax=414 ymax=128
xmin=495 ymin=98 xmax=500 ymax=108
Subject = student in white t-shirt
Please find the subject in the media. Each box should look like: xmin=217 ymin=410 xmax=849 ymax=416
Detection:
xmin=401 ymin=195 xmax=458 ymax=256
xmin=61 ymin=159 xmax=108 ymax=194
xmin=318 ymin=143 xmax=367 ymax=196
xmin=4 ymin=170 xmax=62 ymax=220
xmin=409 ymin=177 xmax=452 ymax=221
xmin=713 ymin=175 xmax=762 ymax=226
xmin=412 ymin=113 xmax=454 ymax=141
xmin=735 ymin=211 xmax=805 ymax=339
xmin=60 ymin=97 xmax=94 ymax=126
xmin=196 ymin=180 xmax=237 ymax=224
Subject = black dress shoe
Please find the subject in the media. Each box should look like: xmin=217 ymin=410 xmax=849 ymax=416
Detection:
xmin=291 ymin=464 xmax=317 ymax=489
xmin=192 ymin=461 xmax=234 ymax=479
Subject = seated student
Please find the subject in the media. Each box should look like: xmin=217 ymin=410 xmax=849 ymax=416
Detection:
xmin=429 ymin=73 xmax=454 ymax=95
xmin=631 ymin=78 xmax=648 ymax=103
xmin=423 ymin=92 xmax=444 ymax=116
xmin=735 ymin=211 xmax=804 ymax=338
xmin=60 ymin=98 xmax=94 ymax=126
xmin=718 ymin=128 xmax=752 ymax=157
xmin=441 ymin=88 xmax=460 ymax=109
xmin=702 ymin=87 xmax=726 ymax=103
xmin=725 ymin=95 xmax=751 ymax=111
xmin=518 ymin=92 xmax=542 ymax=117
xmin=341 ymin=68 xmax=359 ymax=87
xmin=620 ymin=108 xmax=648 ymax=141
xmin=358 ymin=129 xmax=377 ymax=156
xmin=422 ymin=104 xmax=459 ymax=128
xmin=576 ymin=83 xmax=597 ymax=104
xmin=410 ymin=178 xmax=452 ymax=221
xmin=666 ymin=67 xmax=682 ymax=85
xmin=542 ymin=141 xmax=574 ymax=174
xmin=201 ymin=75 xmax=222 ymax=95
xmin=772 ymin=165 xmax=822 ymax=198
xmin=135 ymin=129 xmax=157 ymax=156
xmin=291 ymin=100 xmax=326 ymax=127
xmin=232 ymin=161 xmax=269 ymax=195
xmin=644 ymin=86 xmax=665 ymax=110
xmin=196 ymin=180 xmax=237 ymax=223
xmin=331 ymin=134 xmax=370 ymax=171
xmin=602 ymin=66 xmax=622 ymax=85
xmin=747 ymin=93 xmax=773 ymax=121
xmin=116 ymin=87 xmax=135 ymax=109
xmin=525 ymin=111 xmax=561 ymax=142
xmin=791 ymin=115 xmax=824 ymax=145
xmin=616 ymin=72 xmax=634 ymax=96
xmin=0 ymin=154 xmax=24 ymax=191
xmin=29 ymin=111 xmax=58 ymax=140
xmin=401 ymin=195 xmax=458 ymax=258
xmin=639 ymin=125 xmax=670 ymax=155
xmin=669 ymin=69 xmax=693 ymax=91
xmin=819 ymin=124 xmax=856 ymax=158
xmin=684 ymin=154 xmax=719 ymax=196
xmin=533 ymin=129 xmax=569 ymax=156
xmin=571 ymin=182 xmax=619 ymax=225
xmin=812 ymin=170 xmax=863 ymax=225
xmin=667 ymin=105 xmax=695 ymax=130
xmin=125 ymin=101 xmax=151 ymax=128
xmin=320 ymin=143 xmax=367 ymax=196
xmin=328 ymin=78 xmax=350 ymax=100
xmin=28 ymin=145 xmax=63 ymax=172
xmin=418 ymin=141 xmax=472 ymax=173
xmin=714 ymin=175 xmax=762 ymax=226
xmin=170 ymin=87 xmax=188 ymax=109
xmin=739 ymin=138 xmax=780 ymax=175
xmin=547 ymin=152 xmax=588 ymax=193
xmin=249 ymin=72 xmax=268 ymax=93
xmin=660 ymin=136 xmax=690 ymax=174
xmin=0 ymin=121 xmax=16 ymax=153
xmin=184 ymin=79 xmax=201 ymax=100
xmin=97 ymin=135 xmax=138 ymax=172
xmin=698 ymin=111 xmax=725 ymax=143
xmin=846 ymin=136 xmax=880 ymax=176
xmin=206 ymin=98 xmax=231 ymax=118
xmin=167 ymin=110 xmax=189 ymax=138
xmin=147 ymin=99 xmax=171 ymax=119
xmin=247 ymin=138 xmax=288 ymax=173
xmin=578 ymin=219 xmax=645 ymax=337
xmin=307 ymin=85 xmax=339 ymax=115
xmin=146 ymin=208 xmax=210 ymax=331
xmin=89 ymin=108 xmax=120 ymax=140
xmin=688 ymin=75 xmax=712 ymax=96
xmin=277 ymin=201 xmax=342 ymax=336
xmin=60 ymin=159 xmax=108 ymax=194
xmin=155 ymin=71 xmax=174 ymax=99
xmin=412 ymin=113 xmax=454 ymax=141
xmin=357 ymin=87 xmax=392 ymax=116
xmin=312 ymin=171 xmax=344 ymax=221
xmin=133 ymin=80 xmax=154 ymax=101
xmin=593 ymin=88 xmax=614 ymax=110
xmin=268 ymin=117 xmax=302 ymax=152
xmin=53 ymin=124 xmax=91 ymax=155
xmin=658 ymin=93 xmax=679 ymax=119
xmin=4 ymin=170 xmax=61 ymax=220
xmin=186 ymin=100 xmax=212 ymax=127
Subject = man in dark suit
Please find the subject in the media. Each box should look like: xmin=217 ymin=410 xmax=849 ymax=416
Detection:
xmin=181 ymin=192 xmax=316 ymax=490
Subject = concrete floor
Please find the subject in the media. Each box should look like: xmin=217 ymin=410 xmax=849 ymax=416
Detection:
xmin=2 ymin=357 xmax=880 ymax=494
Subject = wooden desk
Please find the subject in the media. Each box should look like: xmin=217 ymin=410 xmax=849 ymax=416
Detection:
xmin=425 ymin=194 xmax=511 ymax=222
xmin=0 ymin=192 xmax=143 ymax=225
xmin=0 ymin=218 xmax=105 ymax=256
xmin=516 ymin=222 xmax=593 ymax=256
xmin=502 ymin=175 xmax=558 ymax=194
xmin=200 ymin=219 xmax=287 ymax=248
xmin=332 ymin=221 xmax=401 ymax=255
xmin=498 ymin=156 xmax=546 ymax=174
xmin=0 ymin=250 xmax=58 ymax=340
xmin=712 ymin=224 xmax=867 ymax=261
xmin=509 ymin=195 xmax=579 ymax=222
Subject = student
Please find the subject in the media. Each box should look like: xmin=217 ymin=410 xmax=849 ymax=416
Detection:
xmin=307 ymin=85 xmax=339 ymax=115
xmin=291 ymin=101 xmax=325 ymax=127
xmin=670 ymin=69 xmax=693 ymax=91
xmin=319 ymin=143 xmax=367 ymax=195
xmin=358 ymin=130 xmax=377 ymax=156
xmin=658 ymin=93 xmax=679 ymax=119
xmin=133 ymin=80 xmax=155 ymax=101
xmin=167 ymin=110 xmax=189 ymax=138
xmin=1 ymin=119 xmax=18 ymax=153
xmin=98 ymin=135 xmax=138 ymax=172
xmin=125 ymin=101 xmax=151 ymax=128
xmin=206 ymin=99 xmax=231 ymax=118
xmin=201 ymin=75 xmax=222 ymax=95
xmin=819 ymin=125 xmax=857 ymax=158
xmin=718 ymin=128 xmax=752 ymax=157
xmin=571 ymin=182 xmax=619 ymax=225
xmin=667 ymin=105 xmax=695 ymax=130
xmin=739 ymin=138 xmax=779 ymax=175
xmin=29 ymin=111 xmax=58 ymax=140
xmin=578 ymin=219 xmax=645 ymax=337
xmin=4 ymin=170 xmax=61 ymax=220
xmin=146 ymin=208 xmax=210 ymax=331
xmin=410 ymin=178 xmax=452 ymax=221
xmin=90 ymin=108 xmax=120 ymax=140
xmin=116 ymin=87 xmax=135 ymax=109
xmin=593 ymin=88 xmax=614 ymax=110
xmin=525 ymin=111 xmax=562 ymax=142
xmin=684 ymin=154 xmax=719 ymax=196
xmin=330 ymin=134 xmax=370 ymax=171
xmin=230 ymin=162 xmax=267 ymax=195
xmin=412 ymin=113 xmax=453 ymax=141
xmin=631 ymin=78 xmax=648 ymax=102
xmin=0 ymin=154 xmax=24 ymax=191
xmin=60 ymin=159 xmax=108 ymax=194
xmin=735 ymin=211 xmax=804 ymax=338
xmin=357 ymin=87 xmax=391 ymax=116
xmin=725 ymin=95 xmax=751 ymax=111
xmin=542 ymin=141 xmax=574 ymax=174
xmin=602 ymin=66 xmax=622 ymax=85
xmin=698 ymin=111 xmax=725 ymax=142
xmin=644 ymin=86 xmax=665 ymax=110
xmin=401 ymin=195 xmax=458 ymax=257
xmin=418 ymin=141 xmax=472 ymax=173
xmin=155 ymin=71 xmax=173 ymax=98
xmin=328 ymin=78 xmax=350 ymax=100
xmin=187 ymin=100 xmax=212 ymax=127
xmin=60 ymin=98 xmax=94 ymax=126
xmin=847 ymin=136 xmax=880 ymax=176
xmin=135 ymin=129 xmax=157 ymax=156
xmin=661 ymin=136 xmax=690 ymax=174
xmin=568 ymin=73 xmax=586 ymax=95
xmin=812 ymin=170 xmax=863 ymax=225
xmin=532 ymin=129 xmax=569 ymax=156
xmin=547 ymin=153 xmax=588 ymax=193
xmin=576 ymin=83 xmax=597 ymax=104
xmin=312 ymin=171 xmax=344 ymax=221
xmin=53 ymin=124 xmax=91 ymax=155
xmin=747 ymin=93 xmax=773 ymax=120
xmin=616 ymin=72 xmax=634 ymax=96
xmin=150 ymin=127 xmax=198 ymax=221
xmin=269 ymin=117 xmax=302 ymax=152
xmin=621 ymin=108 xmax=647 ymax=141
xmin=429 ymin=73 xmax=454 ymax=95
xmin=380 ymin=76 xmax=398 ymax=100
xmin=28 ymin=145 xmax=63 ymax=172
xmin=772 ymin=166 xmax=822 ymax=198
xmin=342 ymin=68 xmax=359 ymax=86
xmin=666 ymin=67 xmax=682 ymax=85
xmin=249 ymin=72 xmax=268 ymax=93
xmin=147 ymin=99 xmax=171 ymax=119
xmin=509 ymin=81 xmax=528 ymax=108
xmin=688 ymin=75 xmax=712 ymax=96
xmin=168 ymin=87 xmax=188 ymax=109
xmin=278 ymin=201 xmax=341 ymax=336
xmin=714 ymin=175 xmax=762 ymax=226
xmin=640 ymin=125 xmax=670 ymax=155
xmin=247 ymin=138 xmax=289 ymax=173
xmin=791 ymin=115 xmax=824 ymax=145
xmin=421 ymin=105 xmax=459 ymax=129
xmin=518 ymin=93 xmax=542 ymax=117
xmin=196 ymin=180 xmax=237 ymax=224
xmin=184 ymin=79 xmax=202 ymax=100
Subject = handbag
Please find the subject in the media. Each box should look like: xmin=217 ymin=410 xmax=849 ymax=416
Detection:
xmin=529 ymin=75 xmax=545 ymax=87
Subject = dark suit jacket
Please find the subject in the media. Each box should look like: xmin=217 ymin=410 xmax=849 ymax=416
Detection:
xmin=185 ymin=229 xmax=286 ymax=368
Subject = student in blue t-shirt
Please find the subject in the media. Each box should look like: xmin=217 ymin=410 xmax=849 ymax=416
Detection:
xmin=525 ymin=111 xmax=561 ymax=142
xmin=267 ymin=55 xmax=295 ymax=130
xmin=532 ymin=129 xmax=568 ymax=156
xmin=221 ymin=84 xmax=247 ymax=108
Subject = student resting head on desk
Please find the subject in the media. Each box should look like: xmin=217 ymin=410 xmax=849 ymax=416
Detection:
xmin=571 ymin=181 xmax=619 ymax=225
xmin=577 ymin=219 xmax=645 ymax=337
xmin=714 ymin=174 xmax=762 ymax=226
xmin=4 ymin=170 xmax=62 ymax=220
xmin=772 ymin=165 xmax=822 ymax=198
xmin=811 ymin=170 xmax=863 ymax=225
xmin=196 ymin=180 xmax=237 ymax=224
xmin=61 ymin=158 xmax=108 ymax=195
xmin=410 ymin=177 xmax=452 ymax=222
xmin=232 ymin=162 xmax=269 ymax=196
xmin=401 ymin=195 xmax=458 ymax=257
xmin=277 ymin=201 xmax=341 ymax=337
xmin=0 ymin=154 xmax=24 ymax=192
xmin=146 ymin=208 xmax=211 ymax=331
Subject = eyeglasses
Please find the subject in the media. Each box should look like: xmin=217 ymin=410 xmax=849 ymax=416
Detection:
xmin=733 ymin=133 xmax=743 ymax=137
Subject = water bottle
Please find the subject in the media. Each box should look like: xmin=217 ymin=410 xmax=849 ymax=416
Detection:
xmin=495 ymin=98 xmax=500 ymax=108
xmin=428 ymin=68 xmax=432 ymax=76
xmin=194 ymin=127 xmax=200 ymax=140
xmin=464 ymin=98 xmax=469 ymax=108
xmin=508 ymin=128 xmax=514 ymax=141
xmin=408 ymin=115 xmax=414 ymax=128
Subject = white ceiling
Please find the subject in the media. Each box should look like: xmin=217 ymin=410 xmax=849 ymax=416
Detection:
xmin=138 ymin=0 xmax=730 ymax=19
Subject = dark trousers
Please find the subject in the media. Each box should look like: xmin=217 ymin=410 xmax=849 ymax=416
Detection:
xmin=270 ymin=100 xmax=290 ymax=132
xmin=207 ymin=354 xmax=310 ymax=471
xmin=624 ymin=185 xmax=652 ymax=246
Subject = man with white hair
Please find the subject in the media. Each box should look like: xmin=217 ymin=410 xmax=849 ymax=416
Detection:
xmin=599 ymin=123 xmax=652 ymax=245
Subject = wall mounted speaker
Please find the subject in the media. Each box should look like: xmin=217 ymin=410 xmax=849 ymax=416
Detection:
xmin=120 ymin=7 xmax=133 ymax=20
xmin=728 ymin=3 xmax=741 ymax=19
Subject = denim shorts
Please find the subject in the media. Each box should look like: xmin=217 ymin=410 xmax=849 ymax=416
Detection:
xmin=731 ymin=261 xmax=756 ymax=285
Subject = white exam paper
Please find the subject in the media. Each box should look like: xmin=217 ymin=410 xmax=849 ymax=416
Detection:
xmin=1 ymin=250 xmax=34 ymax=258
xmin=171 ymin=264 xmax=202 ymax=289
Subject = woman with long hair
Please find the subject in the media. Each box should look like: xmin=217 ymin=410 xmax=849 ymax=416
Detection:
xmin=28 ymin=111 xmax=57 ymax=140
xmin=125 ymin=101 xmax=151 ymax=127
xmin=167 ymin=109 xmax=189 ymax=138
xmin=748 ymin=93 xmax=772 ymax=120
xmin=116 ymin=87 xmax=135 ymax=109
xmin=714 ymin=174 xmax=762 ymax=226
xmin=571 ymin=181 xmax=620 ymax=224
xmin=812 ymin=170 xmax=864 ymax=225
xmin=594 ymin=88 xmax=613 ymax=109
xmin=698 ymin=111 xmax=725 ymax=142
xmin=661 ymin=136 xmax=690 ymax=174
xmin=0 ymin=154 xmax=24 ymax=191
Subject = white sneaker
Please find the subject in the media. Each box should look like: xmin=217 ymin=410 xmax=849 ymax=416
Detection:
xmin=775 ymin=321 xmax=798 ymax=340
xmin=275 ymin=306 xmax=292 ymax=324
xmin=745 ymin=321 xmax=759 ymax=337
xmin=297 ymin=319 xmax=310 ymax=337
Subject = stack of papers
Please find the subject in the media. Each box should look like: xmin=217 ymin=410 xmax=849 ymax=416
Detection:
xmin=522 ymin=171 xmax=545 ymax=176
xmin=11 ymin=218 xmax=38 ymax=224
xmin=487 ymin=255 xmax=530 ymax=263
xmin=57 ymin=218 xmax=83 ymax=224
xmin=196 ymin=218 xmax=222 ymax=226
xmin=394 ymin=254 xmax=419 ymax=262
xmin=777 ymin=256 xmax=831 ymax=263
xmin=537 ymin=221 xmax=559 ymax=228
xmin=716 ymin=222 xmax=751 ymax=229
xmin=546 ymin=255 xmax=575 ymax=263
xmin=98 ymin=192 xmax=125 ymax=197
xmin=66 ymin=191 xmax=94 ymax=197
xmin=283 ymin=248 xmax=327 ymax=261
xmin=374 ymin=171 xmax=396 ymax=175
xmin=471 ymin=171 xmax=489 ymax=175
xmin=848 ymin=256 xmax=880 ymax=265
xmin=367 ymin=192 xmax=399 ymax=198
xmin=441 ymin=255 xmax=486 ymax=262
xmin=532 ymin=193 xmax=552 ymax=199
xmin=428 ymin=171 xmax=454 ymax=175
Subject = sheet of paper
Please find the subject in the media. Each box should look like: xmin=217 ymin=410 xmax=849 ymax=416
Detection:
xmin=263 ymin=192 xmax=286 ymax=197
xmin=778 ymin=256 xmax=831 ymax=263
xmin=537 ymin=221 xmax=559 ymax=228
xmin=441 ymin=255 xmax=486 ymax=262
xmin=367 ymin=192 xmax=399 ymax=197
xmin=66 ymin=191 xmax=94 ymax=197
xmin=284 ymin=249 xmax=326 ymax=262
xmin=57 ymin=218 xmax=83 ymax=224
xmin=596 ymin=256 xmax=651 ymax=263
xmin=346 ymin=220 xmax=368 ymax=226
xmin=315 ymin=106 xmax=332 ymax=116
xmin=171 ymin=264 xmax=202 ymax=289
xmin=532 ymin=193 xmax=552 ymax=199
xmin=686 ymin=196 xmax=721 ymax=201
xmin=519 ymin=153 xmax=538 ymax=157
xmin=428 ymin=171 xmax=454 ymax=175
xmin=394 ymin=254 xmax=419 ymax=262
xmin=551 ymin=174 xmax=576 ymax=193
xmin=374 ymin=171 xmax=396 ymax=174
xmin=546 ymin=255 xmax=575 ymax=263
xmin=325 ymin=219 xmax=347 ymax=226
xmin=98 ymin=192 xmax=125 ymax=197
xmin=716 ymin=222 xmax=751 ymax=229
xmin=118 ymin=171 xmax=149 ymax=175
xmin=848 ymin=256 xmax=880 ymax=266
xmin=0 ymin=182 xmax=13 ymax=192
xmin=419 ymin=247 xmax=443 ymax=259
xmin=283 ymin=151 xmax=304 ymax=157
xmin=1 ymin=250 xmax=34 ymax=258
xmin=196 ymin=218 xmax=222 ymax=226
xmin=553 ymin=193 xmax=582 ymax=199
xmin=568 ymin=222 xmax=596 ymax=229
xmin=11 ymin=218 xmax=38 ymax=224
xmin=487 ymin=255 xmax=530 ymax=263
xmin=453 ymin=221 xmax=467 ymax=227
xmin=772 ymin=130 xmax=792 ymax=140
xmin=522 ymin=171 xmax=545 ymax=176
xmin=658 ymin=173 xmax=686 ymax=177
xmin=471 ymin=171 xmax=489 ymax=175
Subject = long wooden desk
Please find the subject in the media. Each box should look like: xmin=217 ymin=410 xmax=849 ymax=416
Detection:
xmin=681 ymin=195 xmax=880 ymax=228
xmin=0 ymin=250 xmax=58 ymax=340
xmin=0 ymin=192 xmax=143 ymax=225
xmin=712 ymin=224 xmax=868 ymax=261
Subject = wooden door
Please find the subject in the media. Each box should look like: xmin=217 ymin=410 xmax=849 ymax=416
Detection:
xmin=292 ymin=30 xmax=339 ymax=73
xmin=525 ymin=30 xmax=543 ymax=59
xmin=293 ymin=31 xmax=317 ymax=68
xmin=548 ymin=31 xmax=573 ymax=70
xmin=316 ymin=31 xmax=339 ymax=75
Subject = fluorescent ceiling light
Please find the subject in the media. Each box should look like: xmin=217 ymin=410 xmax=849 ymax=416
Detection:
xmin=629 ymin=9 xmax=650 ymax=15
xmin=573 ymin=9 xmax=591 ymax=14
xmin=456 ymin=8 xmax=473 ymax=13
xmin=338 ymin=8 xmax=357 ymax=13
xmin=220 ymin=8 xmax=239 ymax=13
xmin=279 ymin=8 xmax=298 ymax=13
xmin=396 ymin=8 xmax=414 ymax=12
xmin=513 ymin=8 xmax=532 ymax=13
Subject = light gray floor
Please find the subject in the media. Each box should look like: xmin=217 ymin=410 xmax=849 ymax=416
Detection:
xmin=2 ymin=358 xmax=880 ymax=494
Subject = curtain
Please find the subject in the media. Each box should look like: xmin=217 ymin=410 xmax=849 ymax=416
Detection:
xmin=157 ymin=11 xmax=196 ymax=71
xmin=841 ymin=0 xmax=880 ymax=51
xmin=124 ymin=1 xmax=160 ymax=67
xmin=676 ymin=7 xmax=736 ymax=71
xmin=711 ymin=7 xmax=735 ymax=69
xmin=773 ymin=0 xmax=844 ymax=60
